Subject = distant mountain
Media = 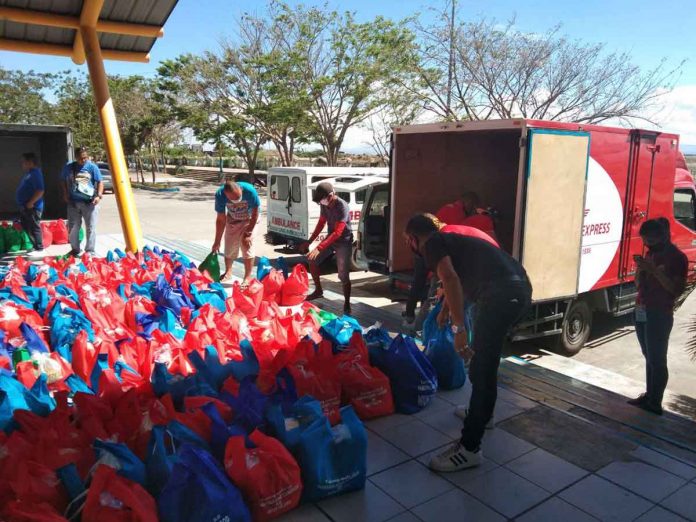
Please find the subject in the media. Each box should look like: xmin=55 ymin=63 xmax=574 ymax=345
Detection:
xmin=682 ymin=144 xmax=696 ymax=155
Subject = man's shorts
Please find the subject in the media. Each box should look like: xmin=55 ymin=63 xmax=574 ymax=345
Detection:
xmin=224 ymin=219 xmax=254 ymax=260
xmin=312 ymin=241 xmax=352 ymax=283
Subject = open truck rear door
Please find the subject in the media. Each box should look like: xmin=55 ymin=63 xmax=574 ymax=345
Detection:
xmin=521 ymin=129 xmax=590 ymax=301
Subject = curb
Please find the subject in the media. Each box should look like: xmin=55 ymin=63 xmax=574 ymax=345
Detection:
xmin=132 ymin=184 xmax=180 ymax=193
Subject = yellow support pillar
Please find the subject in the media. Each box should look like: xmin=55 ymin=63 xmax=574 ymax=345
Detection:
xmin=80 ymin=24 xmax=143 ymax=252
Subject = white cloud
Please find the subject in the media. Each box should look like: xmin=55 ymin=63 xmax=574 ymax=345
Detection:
xmin=648 ymin=84 xmax=696 ymax=147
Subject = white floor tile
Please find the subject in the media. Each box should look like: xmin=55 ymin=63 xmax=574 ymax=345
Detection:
xmin=635 ymin=506 xmax=689 ymax=522
xmin=559 ymin=475 xmax=653 ymax=521
xmin=318 ymin=480 xmax=406 ymax=522
xmin=371 ymin=461 xmax=454 ymax=509
xmin=480 ymin=428 xmax=536 ymax=464
xmin=631 ymin=446 xmax=696 ymax=481
xmin=385 ymin=512 xmax=422 ymax=522
xmin=661 ymin=483 xmax=696 ymax=521
xmin=418 ymin=407 xmax=464 ymax=439
xmin=365 ymin=413 xmax=414 ymax=436
xmin=598 ymin=461 xmax=686 ymax=502
xmin=411 ymin=489 xmax=505 ymax=522
xmin=378 ymin=419 xmax=451 ymax=457
xmin=459 ymin=466 xmax=550 ymax=518
xmin=366 ymin=430 xmax=411 ymax=476
xmin=506 ymin=448 xmax=588 ymax=493
xmin=516 ymin=497 xmax=598 ymax=522
xmin=413 ymin=396 xmax=453 ymax=420
xmin=275 ymin=504 xmax=331 ymax=522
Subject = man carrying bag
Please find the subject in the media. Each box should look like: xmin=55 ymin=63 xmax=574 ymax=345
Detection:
xmin=61 ymin=147 xmax=103 ymax=256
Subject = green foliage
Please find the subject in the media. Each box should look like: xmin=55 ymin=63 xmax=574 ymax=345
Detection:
xmin=0 ymin=67 xmax=56 ymax=124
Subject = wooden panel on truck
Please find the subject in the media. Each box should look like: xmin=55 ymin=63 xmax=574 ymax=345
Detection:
xmin=522 ymin=130 xmax=589 ymax=301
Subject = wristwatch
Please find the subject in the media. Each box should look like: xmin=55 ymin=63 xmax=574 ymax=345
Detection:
xmin=451 ymin=324 xmax=466 ymax=335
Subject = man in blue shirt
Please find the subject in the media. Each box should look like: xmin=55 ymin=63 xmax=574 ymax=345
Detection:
xmin=16 ymin=152 xmax=45 ymax=252
xmin=212 ymin=180 xmax=260 ymax=283
xmin=60 ymin=146 xmax=103 ymax=256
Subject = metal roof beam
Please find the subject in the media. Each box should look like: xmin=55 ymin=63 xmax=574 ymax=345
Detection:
xmin=0 ymin=38 xmax=150 ymax=63
xmin=0 ymin=6 xmax=164 ymax=37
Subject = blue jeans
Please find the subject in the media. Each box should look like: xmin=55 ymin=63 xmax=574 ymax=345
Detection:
xmin=67 ymin=200 xmax=99 ymax=253
xmin=635 ymin=308 xmax=673 ymax=407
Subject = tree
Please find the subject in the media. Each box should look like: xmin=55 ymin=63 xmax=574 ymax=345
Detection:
xmin=157 ymin=54 xmax=267 ymax=178
xmin=223 ymin=10 xmax=315 ymax=167
xmin=412 ymin=5 xmax=683 ymax=124
xmin=0 ymin=67 xmax=56 ymax=124
xmin=363 ymin=88 xmax=423 ymax=163
xmin=271 ymin=2 xmax=419 ymax=165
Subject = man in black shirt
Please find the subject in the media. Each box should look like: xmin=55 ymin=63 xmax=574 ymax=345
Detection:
xmin=404 ymin=213 xmax=532 ymax=471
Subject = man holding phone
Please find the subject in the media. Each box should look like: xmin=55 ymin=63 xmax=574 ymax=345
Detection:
xmin=628 ymin=218 xmax=688 ymax=415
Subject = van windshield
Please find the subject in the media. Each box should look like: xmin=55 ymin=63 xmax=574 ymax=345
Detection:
xmin=270 ymin=175 xmax=290 ymax=201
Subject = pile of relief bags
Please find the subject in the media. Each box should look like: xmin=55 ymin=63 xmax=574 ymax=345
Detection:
xmin=0 ymin=248 xmax=466 ymax=522
xmin=0 ymin=219 xmax=80 ymax=254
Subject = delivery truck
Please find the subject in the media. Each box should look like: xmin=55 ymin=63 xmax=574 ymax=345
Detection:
xmin=0 ymin=124 xmax=73 ymax=220
xmin=266 ymin=167 xmax=387 ymax=267
xmin=356 ymin=119 xmax=696 ymax=354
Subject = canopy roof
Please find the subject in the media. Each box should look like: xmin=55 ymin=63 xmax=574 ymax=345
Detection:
xmin=0 ymin=0 xmax=178 ymax=62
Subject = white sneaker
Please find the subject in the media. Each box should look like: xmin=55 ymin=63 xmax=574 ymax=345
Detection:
xmin=454 ymin=405 xmax=495 ymax=429
xmin=429 ymin=442 xmax=482 ymax=472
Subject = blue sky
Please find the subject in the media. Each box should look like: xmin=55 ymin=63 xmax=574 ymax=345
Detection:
xmin=1 ymin=0 xmax=695 ymax=146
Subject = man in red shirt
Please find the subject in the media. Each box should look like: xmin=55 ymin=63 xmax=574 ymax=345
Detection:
xmin=628 ymin=218 xmax=688 ymax=415
xmin=436 ymin=191 xmax=497 ymax=240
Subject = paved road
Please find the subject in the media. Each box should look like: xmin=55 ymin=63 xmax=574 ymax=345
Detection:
xmin=97 ymin=180 xmax=696 ymax=400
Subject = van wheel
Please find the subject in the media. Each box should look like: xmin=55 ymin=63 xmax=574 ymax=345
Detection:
xmin=556 ymin=300 xmax=592 ymax=356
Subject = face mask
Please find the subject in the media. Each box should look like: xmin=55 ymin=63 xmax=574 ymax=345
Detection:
xmin=319 ymin=197 xmax=330 ymax=206
xmin=229 ymin=193 xmax=242 ymax=203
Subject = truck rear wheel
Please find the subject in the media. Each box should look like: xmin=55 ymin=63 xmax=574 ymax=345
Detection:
xmin=556 ymin=300 xmax=592 ymax=356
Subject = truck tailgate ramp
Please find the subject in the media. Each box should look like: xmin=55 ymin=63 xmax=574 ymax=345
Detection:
xmin=522 ymin=129 xmax=590 ymax=301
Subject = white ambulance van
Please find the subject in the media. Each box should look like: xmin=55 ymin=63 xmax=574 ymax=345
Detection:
xmin=266 ymin=167 xmax=387 ymax=264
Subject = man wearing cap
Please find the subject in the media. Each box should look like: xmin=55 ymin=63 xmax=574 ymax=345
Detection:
xmin=212 ymin=180 xmax=260 ymax=284
xmin=300 ymin=181 xmax=353 ymax=315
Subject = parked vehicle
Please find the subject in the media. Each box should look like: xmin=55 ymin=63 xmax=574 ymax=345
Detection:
xmin=266 ymin=167 xmax=387 ymax=265
xmin=98 ymin=166 xmax=113 ymax=193
xmin=356 ymin=119 xmax=696 ymax=354
xmin=0 ymin=123 xmax=72 ymax=220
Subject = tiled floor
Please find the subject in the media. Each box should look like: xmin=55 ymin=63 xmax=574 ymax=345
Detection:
xmin=277 ymin=385 xmax=696 ymax=522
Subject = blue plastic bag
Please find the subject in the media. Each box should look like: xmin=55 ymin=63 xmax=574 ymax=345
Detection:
xmin=265 ymin=396 xmax=324 ymax=453
xmin=257 ymin=256 xmax=273 ymax=281
xmin=275 ymin=257 xmax=289 ymax=279
xmin=187 ymin=346 xmax=239 ymax=392
xmin=221 ymin=377 xmax=269 ymax=434
xmin=146 ymin=425 xmax=176 ymax=495
xmin=157 ymin=444 xmax=251 ymax=522
xmin=0 ymin=373 xmax=53 ymax=430
xmin=321 ymin=315 xmax=362 ymax=346
xmin=422 ymin=304 xmax=467 ymax=390
xmin=151 ymin=363 xmax=217 ymax=409
xmin=30 ymin=373 xmax=56 ymax=413
xmin=153 ymin=274 xmax=194 ymax=316
xmin=20 ymin=322 xmax=49 ymax=353
xmin=371 ymin=335 xmax=438 ymax=414
xmin=298 ymin=405 xmax=367 ymax=502
xmin=166 ymin=420 xmax=211 ymax=452
xmin=93 ymin=439 xmax=146 ymax=485
xmin=189 ymin=284 xmax=226 ymax=313
xmin=48 ymin=302 xmax=94 ymax=361
xmin=0 ymin=286 xmax=49 ymax=315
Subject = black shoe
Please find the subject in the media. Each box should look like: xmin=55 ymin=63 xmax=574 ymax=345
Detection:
xmin=627 ymin=393 xmax=649 ymax=406
xmin=306 ymin=290 xmax=324 ymax=301
xmin=639 ymin=402 xmax=664 ymax=415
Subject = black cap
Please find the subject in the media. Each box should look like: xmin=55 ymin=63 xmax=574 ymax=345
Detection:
xmin=313 ymin=181 xmax=334 ymax=203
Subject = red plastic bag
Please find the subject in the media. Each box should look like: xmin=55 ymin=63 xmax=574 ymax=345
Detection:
xmin=71 ymin=331 xmax=98 ymax=384
xmin=224 ymin=430 xmax=302 ymax=521
xmin=0 ymin=301 xmax=45 ymax=340
xmin=9 ymin=460 xmax=68 ymax=513
xmin=49 ymin=220 xmax=69 ymax=245
xmin=335 ymin=333 xmax=395 ymax=419
xmin=2 ymin=500 xmax=68 ymax=521
xmin=287 ymin=340 xmax=342 ymax=424
xmin=262 ymin=269 xmax=285 ymax=302
xmin=39 ymin=222 xmax=53 ymax=249
xmin=82 ymin=465 xmax=158 ymax=522
xmin=279 ymin=264 xmax=309 ymax=306
xmin=232 ymin=280 xmax=264 ymax=318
